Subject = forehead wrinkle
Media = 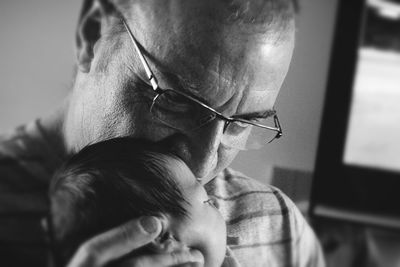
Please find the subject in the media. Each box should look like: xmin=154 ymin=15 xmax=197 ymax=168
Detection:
xmin=189 ymin=50 xmax=240 ymax=108
xmin=168 ymin=72 xmax=204 ymax=97
xmin=207 ymin=74 xmax=238 ymax=109
xmin=236 ymin=82 xmax=253 ymax=114
xmin=156 ymin=58 xmax=236 ymax=108
xmin=217 ymin=86 xmax=244 ymax=116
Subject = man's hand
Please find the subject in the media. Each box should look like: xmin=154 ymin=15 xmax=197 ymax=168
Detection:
xmin=66 ymin=216 xmax=204 ymax=267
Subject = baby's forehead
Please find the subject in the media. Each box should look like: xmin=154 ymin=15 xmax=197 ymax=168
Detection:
xmin=159 ymin=154 xmax=196 ymax=180
xmin=151 ymin=152 xmax=209 ymax=207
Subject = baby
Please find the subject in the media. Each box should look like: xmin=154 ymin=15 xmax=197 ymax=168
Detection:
xmin=46 ymin=137 xmax=238 ymax=267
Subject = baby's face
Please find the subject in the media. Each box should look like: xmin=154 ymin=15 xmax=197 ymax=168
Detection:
xmin=157 ymin=156 xmax=227 ymax=267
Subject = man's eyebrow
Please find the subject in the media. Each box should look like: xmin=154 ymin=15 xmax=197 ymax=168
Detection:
xmin=232 ymin=109 xmax=277 ymax=120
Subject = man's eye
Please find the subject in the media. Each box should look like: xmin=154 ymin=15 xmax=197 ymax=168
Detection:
xmin=204 ymin=198 xmax=219 ymax=209
xmin=238 ymin=117 xmax=266 ymax=124
xmin=155 ymin=93 xmax=193 ymax=113
xmin=198 ymin=113 xmax=217 ymax=125
xmin=233 ymin=120 xmax=251 ymax=128
xmin=225 ymin=120 xmax=253 ymax=135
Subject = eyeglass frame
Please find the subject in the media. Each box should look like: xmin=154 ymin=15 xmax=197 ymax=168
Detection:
xmin=120 ymin=16 xmax=283 ymax=145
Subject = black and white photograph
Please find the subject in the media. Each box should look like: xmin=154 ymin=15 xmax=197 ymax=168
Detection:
xmin=1 ymin=1 xmax=400 ymax=267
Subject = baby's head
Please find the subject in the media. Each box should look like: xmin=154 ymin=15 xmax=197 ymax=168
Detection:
xmin=48 ymin=138 xmax=226 ymax=267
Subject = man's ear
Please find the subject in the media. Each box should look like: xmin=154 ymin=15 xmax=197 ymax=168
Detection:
xmin=75 ymin=0 xmax=116 ymax=73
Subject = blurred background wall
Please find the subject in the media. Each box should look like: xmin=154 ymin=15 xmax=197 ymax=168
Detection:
xmin=233 ymin=0 xmax=339 ymax=183
xmin=0 ymin=0 xmax=338 ymax=185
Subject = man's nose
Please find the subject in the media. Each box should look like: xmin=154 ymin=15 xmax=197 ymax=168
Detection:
xmin=161 ymin=120 xmax=226 ymax=179
xmin=189 ymin=120 xmax=226 ymax=178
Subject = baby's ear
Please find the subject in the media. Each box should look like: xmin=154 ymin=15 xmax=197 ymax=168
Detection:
xmin=148 ymin=214 xmax=188 ymax=253
xmin=151 ymin=235 xmax=183 ymax=253
xmin=150 ymin=236 xmax=189 ymax=254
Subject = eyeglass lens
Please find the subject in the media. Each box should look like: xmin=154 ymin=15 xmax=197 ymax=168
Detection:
xmin=150 ymin=90 xmax=279 ymax=150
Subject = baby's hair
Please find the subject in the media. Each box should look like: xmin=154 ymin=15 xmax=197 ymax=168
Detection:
xmin=48 ymin=137 xmax=189 ymax=265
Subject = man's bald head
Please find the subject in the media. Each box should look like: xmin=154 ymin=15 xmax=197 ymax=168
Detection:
xmin=89 ymin=0 xmax=296 ymax=88
xmin=67 ymin=0 xmax=295 ymax=180
xmin=220 ymin=0 xmax=297 ymax=26
xmin=111 ymin=0 xmax=297 ymax=38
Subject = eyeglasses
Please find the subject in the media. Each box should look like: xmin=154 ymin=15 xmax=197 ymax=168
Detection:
xmin=121 ymin=17 xmax=282 ymax=150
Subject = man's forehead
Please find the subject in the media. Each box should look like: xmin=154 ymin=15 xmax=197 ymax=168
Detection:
xmin=158 ymin=38 xmax=292 ymax=96
xmin=157 ymin=68 xmax=279 ymax=118
xmin=122 ymin=0 xmax=294 ymax=113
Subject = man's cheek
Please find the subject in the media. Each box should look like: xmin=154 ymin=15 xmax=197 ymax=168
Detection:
xmin=116 ymin=111 xmax=177 ymax=141
xmin=218 ymin=147 xmax=239 ymax=171
xmin=220 ymin=144 xmax=239 ymax=166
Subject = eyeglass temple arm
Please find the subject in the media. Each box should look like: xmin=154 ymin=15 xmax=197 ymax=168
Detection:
xmin=274 ymin=115 xmax=282 ymax=137
xmin=121 ymin=18 xmax=159 ymax=91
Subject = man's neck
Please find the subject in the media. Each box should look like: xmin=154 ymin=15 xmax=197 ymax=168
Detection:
xmin=38 ymin=97 xmax=70 ymax=160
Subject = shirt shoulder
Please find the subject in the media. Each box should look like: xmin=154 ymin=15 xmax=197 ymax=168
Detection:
xmin=205 ymin=168 xmax=292 ymax=223
xmin=206 ymin=168 xmax=325 ymax=267
xmin=0 ymin=121 xmax=59 ymax=266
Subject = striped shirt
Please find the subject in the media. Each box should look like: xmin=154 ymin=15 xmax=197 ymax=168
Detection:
xmin=0 ymin=120 xmax=324 ymax=267
xmin=207 ymin=170 xmax=325 ymax=266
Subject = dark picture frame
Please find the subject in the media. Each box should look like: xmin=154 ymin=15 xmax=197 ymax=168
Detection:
xmin=310 ymin=0 xmax=400 ymax=229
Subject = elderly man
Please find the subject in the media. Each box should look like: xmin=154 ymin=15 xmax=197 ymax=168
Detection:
xmin=0 ymin=0 xmax=324 ymax=266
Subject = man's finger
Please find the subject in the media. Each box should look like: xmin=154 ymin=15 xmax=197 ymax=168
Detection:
xmin=67 ymin=216 xmax=162 ymax=267
xmin=119 ymin=249 xmax=204 ymax=267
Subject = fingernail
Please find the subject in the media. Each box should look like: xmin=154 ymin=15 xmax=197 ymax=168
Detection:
xmin=140 ymin=216 xmax=160 ymax=234
xmin=190 ymin=249 xmax=204 ymax=263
